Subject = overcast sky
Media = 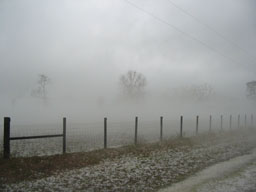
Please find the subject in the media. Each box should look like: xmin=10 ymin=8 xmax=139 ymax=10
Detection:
xmin=0 ymin=0 xmax=256 ymax=122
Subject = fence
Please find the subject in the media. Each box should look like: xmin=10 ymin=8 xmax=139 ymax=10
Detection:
xmin=3 ymin=117 xmax=66 ymax=159
xmin=1 ymin=114 xmax=254 ymax=159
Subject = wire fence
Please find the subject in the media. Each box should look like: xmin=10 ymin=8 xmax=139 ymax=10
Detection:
xmin=1 ymin=114 xmax=254 ymax=158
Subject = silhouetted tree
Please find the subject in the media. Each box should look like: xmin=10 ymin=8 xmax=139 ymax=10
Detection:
xmin=119 ymin=70 xmax=147 ymax=99
xmin=246 ymin=81 xmax=256 ymax=99
xmin=170 ymin=83 xmax=213 ymax=102
xmin=190 ymin=83 xmax=213 ymax=101
xmin=31 ymin=74 xmax=50 ymax=102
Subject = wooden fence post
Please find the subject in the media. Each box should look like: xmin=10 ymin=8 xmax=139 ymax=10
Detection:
xmin=135 ymin=116 xmax=138 ymax=145
xmin=104 ymin=117 xmax=107 ymax=149
xmin=4 ymin=117 xmax=11 ymax=159
xmin=196 ymin=115 xmax=199 ymax=135
xmin=160 ymin=116 xmax=163 ymax=141
xmin=209 ymin=115 xmax=212 ymax=132
xmin=63 ymin=117 xmax=66 ymax=154
xmin=180 ymin=116 xmax=183 ymax=138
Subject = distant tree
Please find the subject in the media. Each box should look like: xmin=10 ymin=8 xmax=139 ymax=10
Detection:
xmin=31 ymin=74 xmax=50 ymax=102
xmin=246 ymin=81 xmax=256 ymax=99
xmin=190 ymin=83 xmax=213 ymax=101
xmin=119 ymin=70 xmax=147 ymax=99
xmin=169 ymin=83 xmax=213 ymax=102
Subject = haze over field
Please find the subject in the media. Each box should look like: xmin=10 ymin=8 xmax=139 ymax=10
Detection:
xmin=0 ymin=0 xmax=256 ymax=123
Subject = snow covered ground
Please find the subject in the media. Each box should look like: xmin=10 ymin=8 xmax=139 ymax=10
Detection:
xmin=197 ymin=161 xmax=256 ymax=192
xmin=159 ymin=148 xmax=256 ymax=192
xmin=1 ymin=131 xmax=256 ymax=192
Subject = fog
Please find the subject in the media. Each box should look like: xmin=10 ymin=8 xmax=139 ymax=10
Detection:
xmin=1 ymin=0 xmax=256 ymax=124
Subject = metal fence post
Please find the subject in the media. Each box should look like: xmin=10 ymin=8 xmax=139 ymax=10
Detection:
xmin=160 ymin=116 xmax=163 ymax=141
xmin=196 ymin=115 xmax=199 ymax=135
xmin=229 ymin=115 xmax=232 ymax=130
xmin=180 ymin=116 xmax=183 ymax=138
xmin=4 ymin=117 xmax=11 ymax=159
xmin=238 ymin=114 xmax=240 ymax=129
xmin=209 ymin=115 xmax=212 ymax=132
xmin=251 ymin=114 xmax=254 ymax=128
xmin=244 ymin=114 xmax=247 ymax=128
xmin=63 ymin=117 xmax=66 ymax=154
xmin=135 ymin=116 xmax=138 ymax=145
xmin=104 ymin=117 xmax=107 ymax=149
xmin=220 ymin=115 xmax=223 ymax=131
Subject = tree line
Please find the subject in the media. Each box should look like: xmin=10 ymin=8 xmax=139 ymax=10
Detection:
xmin=30 ymin=71 xmax=256 ymax=104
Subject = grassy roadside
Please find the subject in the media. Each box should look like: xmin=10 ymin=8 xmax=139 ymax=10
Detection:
xmin=0 ymin=130 xmax=253 ymax=185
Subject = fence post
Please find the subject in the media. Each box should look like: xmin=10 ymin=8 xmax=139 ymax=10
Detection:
xmin=229 ymin=115 xmax=232 ymax=130
xmin=180 ymin=116 xmax=183 ymax=138
xmin=3 ymin=117 xmax=11 ymax=159
xmin=220 ymin=115 xmax=223 ymax=131
xmin=251 ymin=114 xmax=254 ymax=128
xmin=63 ymin=117 xmax=66 ymax=154
xmin=135 ymin=116 xmax=138 ymax=145
xmin=104 ymin=117 xmax=107 ymax=149
xmin=160 ymin=116 xmax=163 ymax=141
xmin=244 ymin=114 xmax=247 ymax=129
xmin=238 ymin=114 xmax=240 ymax=129
xmin=209 ymin=115 xmax=212 ymax=132
xmin=196 ymin=115 xmax=199 ymax=135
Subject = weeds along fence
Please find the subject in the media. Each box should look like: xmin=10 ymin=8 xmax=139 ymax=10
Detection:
xmin=1 ymin=114 xmax=255 ymax=159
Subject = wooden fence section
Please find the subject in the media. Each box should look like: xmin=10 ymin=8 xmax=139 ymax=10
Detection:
xmin=3 ymin=117 xmax=66 ymax=159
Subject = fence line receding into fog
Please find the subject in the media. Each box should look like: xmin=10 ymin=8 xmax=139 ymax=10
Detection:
xmin=1 ymin=114 xmax=255 ymax=159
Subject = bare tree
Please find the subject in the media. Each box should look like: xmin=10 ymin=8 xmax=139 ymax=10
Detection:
xmin=246 ymin=81 xmax=256 ymax=99
xmin=31 ymin=74 xmax=50 ymax=102
xmin=169 ymin=83 xmax=213 ymax=102
xmin=120 ymin=70 xmax=147 ymax=99
xmin=190 ymin=83 xmax=213 ymax=101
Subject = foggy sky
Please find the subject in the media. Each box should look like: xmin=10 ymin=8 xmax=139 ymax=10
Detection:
xmin=0 ymin=0 xmax=256 ymax=122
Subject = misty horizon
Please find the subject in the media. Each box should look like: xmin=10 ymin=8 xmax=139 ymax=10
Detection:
xmin=1 ymin=0 xmax=256 ymax=123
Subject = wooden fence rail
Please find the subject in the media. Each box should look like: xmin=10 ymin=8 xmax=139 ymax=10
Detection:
xmin=3 ymin=117 xmax=66 ymax=159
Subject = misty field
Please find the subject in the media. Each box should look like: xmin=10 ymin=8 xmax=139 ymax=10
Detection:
xmin=0 ymin=115 xmax=231 ymax=158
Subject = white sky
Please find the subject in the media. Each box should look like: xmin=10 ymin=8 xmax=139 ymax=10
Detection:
xmin=0 ymin=0 xmax=256 ymax=122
